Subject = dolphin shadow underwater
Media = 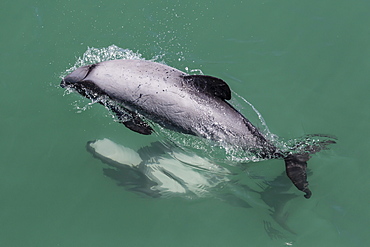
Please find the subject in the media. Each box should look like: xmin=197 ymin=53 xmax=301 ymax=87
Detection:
xmin=86 ymin=138 xmax=303 ymax=238
xmin=61 ymin=59 xmax=336 ymax=198
xmin=87 ymin=138 xmax=231 ymax=199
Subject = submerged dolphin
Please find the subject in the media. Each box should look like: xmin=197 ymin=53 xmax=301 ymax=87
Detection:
xmin=87 ymin=138 xmax=297 ymax=237
xmin=87 ymin=138 xmax=231 ymax=198
xmin=61 ymin=59 xmax=335 ymax=198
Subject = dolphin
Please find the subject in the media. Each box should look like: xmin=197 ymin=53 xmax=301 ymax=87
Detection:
xmin=60 ymin=59 xmax=335 ymax=198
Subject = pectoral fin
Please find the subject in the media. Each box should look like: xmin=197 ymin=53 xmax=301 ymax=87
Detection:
xmin=102 ymin=101 xmax=153 ymax=135
xmin=123 ymin=116 xmax=153 ymax=135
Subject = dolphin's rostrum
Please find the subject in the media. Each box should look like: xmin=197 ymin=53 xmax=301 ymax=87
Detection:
xmin=61 ymin=59 xmax=335 ymax=198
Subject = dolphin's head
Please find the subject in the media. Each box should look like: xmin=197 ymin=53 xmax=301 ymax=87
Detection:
xmin=61 ymin=64 xmax=106 ymax=100
xmin=61 ymin=65 xmax=91 ymax=88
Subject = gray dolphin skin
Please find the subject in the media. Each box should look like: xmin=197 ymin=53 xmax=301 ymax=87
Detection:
xmin=61 ymin=59 xmax=335 ymax=198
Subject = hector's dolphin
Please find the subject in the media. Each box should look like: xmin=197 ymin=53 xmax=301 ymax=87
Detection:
xmin=61 ymin=59 xmax=335 ymax=198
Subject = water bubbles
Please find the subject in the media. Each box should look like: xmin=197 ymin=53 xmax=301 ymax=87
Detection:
xmin=232 ymin=91 xmax=276 ymax=141
xmin=73 ymin=99 xmax=96 ymax=114
xmin=184 ymin=67 xmax=204 ymax=75
xmin=62 ymin=45 xmax=146 ymax=77
xmin=62 ymin=87 xmax=74 ymax=96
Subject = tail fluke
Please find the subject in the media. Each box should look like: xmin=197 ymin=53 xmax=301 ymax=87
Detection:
xmin=283 ymin=134 xmax=337 ymax=199
xmin=284 ymin=154 xmax=311 ymax=198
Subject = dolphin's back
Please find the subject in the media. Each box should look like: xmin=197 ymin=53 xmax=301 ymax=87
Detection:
xmin=85 ymin=60 xmax=186 ymax=101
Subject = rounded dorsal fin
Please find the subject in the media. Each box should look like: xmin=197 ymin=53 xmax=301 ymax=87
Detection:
xmin=182 ymin=75 xmax=231 ymax=100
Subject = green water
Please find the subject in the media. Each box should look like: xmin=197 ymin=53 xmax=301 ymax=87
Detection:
xmin=1 ymin=0 xmax=370 ymax=246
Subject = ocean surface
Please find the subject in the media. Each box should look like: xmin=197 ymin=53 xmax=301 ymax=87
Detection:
xmin=1 ymin=0 xmax=370 ymax=246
